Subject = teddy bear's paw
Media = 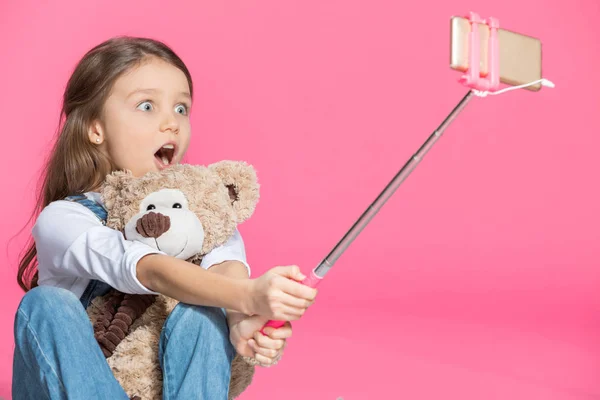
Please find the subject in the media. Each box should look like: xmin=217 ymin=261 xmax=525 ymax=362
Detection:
xmin=229 ymin=355 xmax=256 ymax=399
xmin=241 ymin=356 xmax=260 ymax=366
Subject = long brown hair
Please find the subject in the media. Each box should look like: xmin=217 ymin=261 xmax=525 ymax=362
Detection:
xmin=17 ymin=36 xmax=194 ymax=292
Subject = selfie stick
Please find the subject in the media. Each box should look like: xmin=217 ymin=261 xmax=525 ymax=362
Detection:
xmin=260 ymin=12 xmax=501 ymax=334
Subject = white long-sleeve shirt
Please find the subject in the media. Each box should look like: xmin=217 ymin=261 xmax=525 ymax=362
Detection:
xmin=33 ymin=192 xmax=250 ymax=298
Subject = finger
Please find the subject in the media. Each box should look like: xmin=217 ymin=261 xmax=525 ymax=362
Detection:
xmin=280 ymin=292 xmax=313 ymax=309
xmin=253 ymin=352 xmax=276 ymax=367
xmin=271 ymin=304 xmax=306 ymax=321
xmin=253 ymin=331 xmax=285 ymax=350
xmin=249 ymin=339 xmax=278 ymax=358
xmin=270 ymin=265 xmax=306 ymax=281
xmin=279 ymin=279 xmax=318 ymax=302
xmin=282 ymin=305 xmax=306 ymax=321
xmin=262 ymin=322 xmax=292 ymax=340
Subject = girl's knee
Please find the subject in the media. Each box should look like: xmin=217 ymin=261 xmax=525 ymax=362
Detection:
xmin=14 ymin=286 xmax=90 ymax=349
xmin=164 ymin=304 xmax=229 ymax=337
xmin=17 ymin=286 xmax=82 ymax=319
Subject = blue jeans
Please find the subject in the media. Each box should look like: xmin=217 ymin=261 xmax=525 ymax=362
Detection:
xmin=12 ymin=286 xmax=235 ymax=399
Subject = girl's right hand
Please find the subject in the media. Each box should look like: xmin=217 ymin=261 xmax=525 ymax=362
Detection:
xmin=245 ymin=265 xmax=317 ymax=320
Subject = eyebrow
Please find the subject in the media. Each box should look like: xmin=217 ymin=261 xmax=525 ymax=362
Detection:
xmin=127 ymin=88 xmax=192 ymax=101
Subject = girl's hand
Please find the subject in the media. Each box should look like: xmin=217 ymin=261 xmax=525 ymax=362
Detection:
xmin=245 ymin=265 xmax=317 ymax=320
xmin=230 ymin=314 xmax=292 ymax=367
xmin=249 ymin=322 xmax=291 ymax=367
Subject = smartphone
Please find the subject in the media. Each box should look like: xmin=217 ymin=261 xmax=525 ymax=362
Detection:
xmin=450 ymin=16 xmax=543 ymax=91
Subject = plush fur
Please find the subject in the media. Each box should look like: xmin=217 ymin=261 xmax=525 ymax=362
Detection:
xmin=85 ymin=161 xmax=260 ymax=399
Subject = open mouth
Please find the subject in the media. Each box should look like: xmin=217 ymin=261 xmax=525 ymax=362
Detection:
xmin=155 ymin=143 xmax=176 ymax=167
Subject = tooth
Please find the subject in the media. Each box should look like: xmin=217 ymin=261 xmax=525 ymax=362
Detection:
xmin=162 ymin=156 xmax=170 ymax=165
xmin=162 ymin=144 xmax=174 ymax=149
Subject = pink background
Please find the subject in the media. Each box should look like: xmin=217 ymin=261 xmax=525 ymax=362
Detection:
xmin=1 ymin=0 xmax=599 ymax=399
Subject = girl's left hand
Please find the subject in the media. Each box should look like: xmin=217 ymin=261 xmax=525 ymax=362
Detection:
xmin=230 ymin=315 xmax=291 ymax=367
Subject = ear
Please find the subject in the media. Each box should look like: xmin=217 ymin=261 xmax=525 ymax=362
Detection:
xmin=209 ymin=160 xmax=260 ymax=223
xmin=88 ymin=120 xmax=105 ymax=145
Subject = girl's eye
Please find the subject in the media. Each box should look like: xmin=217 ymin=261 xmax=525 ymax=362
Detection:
xmin=137 ymin=101 xmax=153 ymax=111
xmin=175 ymin=104 xmax=188 ymax=115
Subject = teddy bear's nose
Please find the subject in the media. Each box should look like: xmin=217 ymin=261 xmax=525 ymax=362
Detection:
xmin=136 ymin=212 xmax=171 ymax=238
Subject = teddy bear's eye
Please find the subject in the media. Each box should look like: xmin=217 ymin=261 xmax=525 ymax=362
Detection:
xmin=147 ymin=204 xmax=156 ymax=211
xmin=172 ymin=203 xmax=182 ymax=209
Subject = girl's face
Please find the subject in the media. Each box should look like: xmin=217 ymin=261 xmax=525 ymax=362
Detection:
xmin=89 ymin=57 xmax=192 ymax=177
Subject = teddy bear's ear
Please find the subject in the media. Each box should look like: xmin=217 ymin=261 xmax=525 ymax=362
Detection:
xmin=209 ymin=161 xmax=259 ymax=223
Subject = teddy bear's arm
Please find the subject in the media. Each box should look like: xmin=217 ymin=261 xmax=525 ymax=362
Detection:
xmin=93 ymin=292 xmax=157 ymax=358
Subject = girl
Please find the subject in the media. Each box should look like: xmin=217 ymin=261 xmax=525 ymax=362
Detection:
xmin=12 ymin=36 xmax=317 ymax=400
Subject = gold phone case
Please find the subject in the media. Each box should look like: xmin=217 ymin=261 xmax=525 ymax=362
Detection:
xmin=450 ymin=16 xmax=543 ymax=91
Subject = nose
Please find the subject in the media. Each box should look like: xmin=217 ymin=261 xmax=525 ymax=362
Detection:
xmin=160 ymin=111 xmax=179 ymax=134
xmin=136 ymin=212 xmax=171 ymax=238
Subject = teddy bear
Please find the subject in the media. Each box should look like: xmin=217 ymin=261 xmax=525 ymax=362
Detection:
xmin=84 ymin=161 xmax=260 ymax=399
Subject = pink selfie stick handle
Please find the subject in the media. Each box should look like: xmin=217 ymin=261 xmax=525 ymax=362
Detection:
xmin=260 ymin=269 xmax=323 ymax=333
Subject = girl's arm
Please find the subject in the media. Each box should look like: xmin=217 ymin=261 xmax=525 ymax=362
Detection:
xmin=199 ymin=229 xmax=251 ymax=325
xmin=137 ymin=254 xmax=313 ymax=320
xmin=34 ymin=199 xmax=315 ymax=319
xmin=33 ymin=200 xmax=164 ymax=295
xmin=208 ymin=260 xmax=251 ymax=327
xmin=137 ymin=255 xmax=252 ymax=313
xmin=33 ymin=198 xmax=249 ymax=297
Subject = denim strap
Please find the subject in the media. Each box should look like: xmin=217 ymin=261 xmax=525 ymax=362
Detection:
xmin=79 ymin=279 xmax=113 ymax=309
xmin=64 ymin=194 xmax=108 ymax=225
xmin=64 ymin=194 xmax=113 ymax=307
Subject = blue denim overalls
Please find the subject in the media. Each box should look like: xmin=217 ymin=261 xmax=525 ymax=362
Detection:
xmin=64 ymin=194 xmax=115 ymax=309
xmin=13 ymin=195 xmax=236 ymax=399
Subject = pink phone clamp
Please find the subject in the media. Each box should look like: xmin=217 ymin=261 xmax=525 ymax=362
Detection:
xmin=459 ymin=12 xmax=500 ymax=92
